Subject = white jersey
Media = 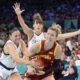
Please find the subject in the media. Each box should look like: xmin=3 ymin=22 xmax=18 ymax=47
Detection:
xmin=0 ymin=40 xmax=21 ymax=68
xmin=28 ymin=32 xmax=45 ymax=49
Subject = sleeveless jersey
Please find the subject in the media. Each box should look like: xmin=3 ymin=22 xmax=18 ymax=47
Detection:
xmin=0 ymin=40 xmax=21 ymax=68
xmin=37 ymin=40 xmax=58 ymax=68
xmin=28 ymin=32 xmax=45 ymax=49
xmin=24 ymin=40 xmax=58 ymax=79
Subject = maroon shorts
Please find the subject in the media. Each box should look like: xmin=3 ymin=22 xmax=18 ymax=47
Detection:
xmin=23 ymin=72 xmax=52 ymax=80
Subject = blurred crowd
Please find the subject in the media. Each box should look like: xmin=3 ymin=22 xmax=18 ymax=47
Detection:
xmin=0 ymin=0 xmax=80 ymax=24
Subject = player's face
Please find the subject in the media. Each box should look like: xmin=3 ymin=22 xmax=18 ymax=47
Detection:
xmin=70 ymin=60 xmax=74 ymax=66
xmin=10 ymin=31 xmax=21 ymax=45
xmin=33 ymin=21 xmax=43 ymax=33
xmin=46 ymin=29 xmax=57 ymax=43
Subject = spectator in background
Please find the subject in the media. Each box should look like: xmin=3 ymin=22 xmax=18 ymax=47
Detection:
xmin=0 ymin=44 xmax=4 ymax=57
xmin=64 ymin=46 xmax=72 ymax=62
xmin=0 ymin=32 xmax=6 ymax=57
xmin=66 ymin=38 xmax=73 ymax=51
xmin=65 ymin=46 xmax=71 ymax=57
xmin=58 ymin=59 xmax=77 ymax=80
xmin=75 ymin=43 xmax=80 ymax=60
xmin=0 ymin=32 xmax=7 ymax=43
xmin=21 ymin=32 xmax=28 ymax=47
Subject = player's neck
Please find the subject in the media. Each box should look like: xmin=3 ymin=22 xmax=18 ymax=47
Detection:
xmin=34 ymin=31 xmax=42 ymax=36
xmin=44 ymin=41 xmax=54 ymax=50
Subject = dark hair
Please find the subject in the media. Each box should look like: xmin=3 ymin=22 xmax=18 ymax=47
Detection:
xmin=65 ymin=46 xmax=71 ymax=56
xmin=33 ymin=13 xmax=43 ymax=24
xmin=9 ymin=27 xmax=19 ymax=35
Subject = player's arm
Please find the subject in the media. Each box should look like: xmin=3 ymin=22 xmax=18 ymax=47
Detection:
xmin=20 ymin=39 xmax=29 ymax=57
xmin=6 ymin=43 xmax=27 ymax=64
xmin=20 ymin=39 xmax=30 ymax=61
xmin=57 ymin=29 xmax=80 ymax=40
xmin=29 ymin=41 xmax=41 ymax=56
xmin=13 ymin=3 xmax=34 ymax=38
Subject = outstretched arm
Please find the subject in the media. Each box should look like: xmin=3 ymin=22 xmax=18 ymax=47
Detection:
xmin=57 ymin=29 xmax=80 ymax=40
xmin=29 ymin=41 xmax=41 ymax=56
xmin=13 ymin=3 xmax=33 ymax=38
xmin=6 ymin=43 xmax=28 ymax=64
xmin=6 ymin=41 xmax=40 ymax=67
xmin=20 ymin=39 xmax=29 ymax=57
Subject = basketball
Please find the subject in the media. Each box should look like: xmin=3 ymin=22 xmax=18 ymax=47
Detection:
xmin=30 ymin=56 xmax=44 ymax=69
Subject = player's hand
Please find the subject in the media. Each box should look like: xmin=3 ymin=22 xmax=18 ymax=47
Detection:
xmin=13 ymin=2 xmax=25 ymax=15
xmin=35 ymin=71 xmax=45 ymax=75
xmin=27 ymin=65 xmax=36 ymax=75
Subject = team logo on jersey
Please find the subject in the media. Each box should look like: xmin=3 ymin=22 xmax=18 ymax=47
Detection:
xmin=40 ymin=55 xmax=51 ymax=60
xmin=49 ymin=52 xmax=53 ymax=54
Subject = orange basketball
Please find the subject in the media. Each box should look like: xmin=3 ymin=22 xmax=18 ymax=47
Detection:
xmin=31 ymin=57 xmax=44 ymax=68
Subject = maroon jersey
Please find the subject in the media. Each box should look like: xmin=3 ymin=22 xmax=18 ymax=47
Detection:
xmin=24 ymin=40 xmax=58 ymax=80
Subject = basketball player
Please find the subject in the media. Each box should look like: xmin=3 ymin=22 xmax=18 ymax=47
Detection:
xmin=13 ymin=3 xmax=80 ymax=79
xmin=0 ymin=28 xmax=37 ymax=80
xmin=23 ymin=25 xmax=64 ymax=80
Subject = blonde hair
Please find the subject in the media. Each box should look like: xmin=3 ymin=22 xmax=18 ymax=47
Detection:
xmin=48 ymin=27 xmax=58 ymax=37
xmin=51 ymin=23 xmax=62 ymax=34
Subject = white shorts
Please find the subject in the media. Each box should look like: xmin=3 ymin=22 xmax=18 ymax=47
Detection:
xmin=0 ymin=65 xmax=18 ymax=80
